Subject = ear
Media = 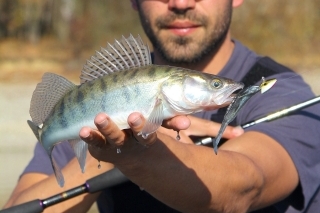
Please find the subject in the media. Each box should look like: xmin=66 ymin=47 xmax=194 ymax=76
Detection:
xmin=232 ymin=0 xmax=243 ymax=8
xmin=130 ymin=0 xmax=138 ymax=10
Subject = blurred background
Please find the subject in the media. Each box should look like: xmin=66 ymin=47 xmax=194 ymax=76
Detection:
xmin=0 ymin=0 xmax=319 ymax=212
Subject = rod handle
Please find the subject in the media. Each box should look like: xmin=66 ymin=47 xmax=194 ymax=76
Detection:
xmin=87 ymin=168 xmax=129 ymax=193
xmin=0 ymin=200 xmax=42 ymax=213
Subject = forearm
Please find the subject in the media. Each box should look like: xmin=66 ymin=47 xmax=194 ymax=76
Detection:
xmin=84 ymin=113 xmax=298 ymax=212
xmin=4 ymin=157 xmax=113 ymax=213
xmin=114 ymin=133 xmax=264 ymax=213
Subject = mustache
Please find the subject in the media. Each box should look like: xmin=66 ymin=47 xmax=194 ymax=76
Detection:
xmin=155 ymin=10 xmax=208 ymax=28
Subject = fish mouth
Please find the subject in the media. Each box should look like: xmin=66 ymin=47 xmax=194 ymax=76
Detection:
xmin=215 ymin=83 xmax=244 ymax=105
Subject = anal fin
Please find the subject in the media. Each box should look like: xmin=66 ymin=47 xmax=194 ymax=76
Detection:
xmin=50 ymin=154 xmax=65 ymax=187
xmin=69 ymin=139 xmax=88 ymax=173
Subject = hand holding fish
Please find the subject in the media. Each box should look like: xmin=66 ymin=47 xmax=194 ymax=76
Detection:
xmin=80 ymin=112 xmax=158 ymax=164
xmin=80 ymin=112 xmax=188 ymax=159
xmin=158 ymin=115 xmax=245 ymax=146
xmin=80 ymin=112 xmax=245 ymax=164
xmin=27 ymin=35 xmax=244 ymax=186
xmin=175 ymin=115 xmax=244 ymax=140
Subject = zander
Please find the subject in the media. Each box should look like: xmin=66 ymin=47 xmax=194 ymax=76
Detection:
xmin=27 ymin=35 xmax=244 ymax=186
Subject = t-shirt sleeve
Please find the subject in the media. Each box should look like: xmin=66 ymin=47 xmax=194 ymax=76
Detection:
xmin=22 ymin=141 xmax=75 ymax=176
xmin=236 ymin=71 xmax=320 ymax=211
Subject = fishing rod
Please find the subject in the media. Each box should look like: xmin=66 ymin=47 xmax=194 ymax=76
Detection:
xmin=0 ymin=168 xmax=128 ymax=213
xmin=2 ymin=95 xmax=320 ymax=213
xmin=195 ymin=95 xmax=320 ymax=145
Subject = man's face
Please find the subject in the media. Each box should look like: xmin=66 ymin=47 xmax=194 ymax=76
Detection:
xmin=135 ymin=0 xmax=233 ymax=65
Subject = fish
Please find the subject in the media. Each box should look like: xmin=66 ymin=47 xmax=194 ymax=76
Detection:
xmin=27 ymin=35 xmax=244 ymax=187
xmin=213 ymin=78 xmax=277 ymax=153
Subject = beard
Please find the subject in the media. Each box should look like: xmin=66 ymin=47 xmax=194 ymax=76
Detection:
xmin=137 ymin=4 xmax=232 ymax=65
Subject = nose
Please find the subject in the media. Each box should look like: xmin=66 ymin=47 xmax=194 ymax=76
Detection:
xmin=168 ymin=0 xmax=196 ymax=11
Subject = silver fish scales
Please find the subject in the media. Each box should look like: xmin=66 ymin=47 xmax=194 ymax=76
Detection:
xmin=27 ymin=35 xmax=244 ymax=186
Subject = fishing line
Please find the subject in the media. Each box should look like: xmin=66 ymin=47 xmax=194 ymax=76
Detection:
xmin=277 ymin=85 xmax=314 ymax=97
xmin=273 ymin=72 xmax=300 ymax=82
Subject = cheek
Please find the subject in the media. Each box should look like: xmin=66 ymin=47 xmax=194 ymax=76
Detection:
xmin=138 ymin=5 xmax=156 ymax=27
xmin=139 ymin=1 xmax=168 ymax=22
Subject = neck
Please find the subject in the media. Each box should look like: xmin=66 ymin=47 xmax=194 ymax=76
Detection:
xmin=153 ymin=32 xmax=234 ymax=75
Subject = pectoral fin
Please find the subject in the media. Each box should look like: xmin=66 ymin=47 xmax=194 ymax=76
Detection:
xmin=139 ymin=99 xmax=164 ymax=139
xmin=69 ymin=139 xmax=88 ymax=173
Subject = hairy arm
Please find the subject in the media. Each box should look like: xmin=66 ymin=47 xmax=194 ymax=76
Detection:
xmin=81 ymin=113 xmax=298 ymax=213
xmin=3 ymin=155 xmax=114 ymax=213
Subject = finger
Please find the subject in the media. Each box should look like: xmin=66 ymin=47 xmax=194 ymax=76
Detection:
xmin=80 ymin=126 xmax=112 ymax=161
xmin=162 ymin=115 xmax=191 ymax=131
xmin=79 ymin=126 xmax=107 ymax=148
xmin=127 ymin=112 xmax=157 ymax=147
xmin=158 ymin=127 xmax=194 ymax=144
xmin=94 ymin=113 xmax=126 ymax=147
xmin=181 ymin=115 xmax=244 ymax=139
xmin=220 ymin=126 xmax=244 ymax=139
xmin=203 ymin=120 xmax=243 ymax=139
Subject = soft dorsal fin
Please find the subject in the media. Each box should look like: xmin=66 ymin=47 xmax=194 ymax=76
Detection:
xmin=29 ymin=72 xmax=76 ymax=125
xmin=80 ymin=34 xmax=152 ymax=84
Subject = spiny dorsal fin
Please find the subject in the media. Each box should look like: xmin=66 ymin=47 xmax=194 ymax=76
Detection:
xmin=30 ymin=73 xmax=76 ymax=125
xmin=80 ymin=34 xmax=152 ymax=84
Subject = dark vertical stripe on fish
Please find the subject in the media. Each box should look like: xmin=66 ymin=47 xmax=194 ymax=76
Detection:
xmin=98 ymin=78 xmax=108 ymax=112
xmin=130 ymin=68 xmax=139 ymax=79
xmin=113 ymin=73 xmax=119 ymax=83
xmin=123 ymin=88 xmax=131 ymax=103
xmin=87 ymin=79 xmax=96 ymax=89
xmin=58 ymin=98 xmax=68 ymax=128
xmin=122 ymin=69 xmax=128 ymax=77
xmin=131 ymin=85 xmax=141 ymax=99
xmin=165 ymin=66 xmax=173 ymax=73
xmin=77 ymin=90 xmax=84 ymax=103
xmin=99 ymin=78 xmax=107 ymax=92
xmin=148 ymin=66 xmax=157 ymax=77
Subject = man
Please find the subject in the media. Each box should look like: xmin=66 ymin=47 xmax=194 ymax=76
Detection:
xmin=4 ymin=0 xmax=320 ymax=212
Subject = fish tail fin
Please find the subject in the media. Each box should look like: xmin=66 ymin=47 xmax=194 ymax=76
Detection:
xmin=50 ymin=152 xmax=65 ymax=187
xmin=27 ymin=120 xmax=41 ymax=141
xmin=68 ymin=139 xmax=88 ymax=173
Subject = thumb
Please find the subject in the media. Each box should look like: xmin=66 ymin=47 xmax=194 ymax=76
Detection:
xmin=220 ymin=125 xmax=244 ymax=139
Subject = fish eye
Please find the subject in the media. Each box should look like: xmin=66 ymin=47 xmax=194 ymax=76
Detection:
xmin=211 ymin=79 xmax=223 ymax=89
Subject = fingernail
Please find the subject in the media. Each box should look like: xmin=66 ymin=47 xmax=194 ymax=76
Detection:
xmin=232 ymin=126 xmax=244 ymax=137
xmin=96 ymin=116 xmax=108 ymax=128
xmin=80 ymin=127 xmax=90 ymax=139
xmin=131 ymin=115 xmax=142 ymax=127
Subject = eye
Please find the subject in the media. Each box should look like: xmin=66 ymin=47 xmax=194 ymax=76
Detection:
xmin=211 ymin=79 xmax=223 ymax=89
